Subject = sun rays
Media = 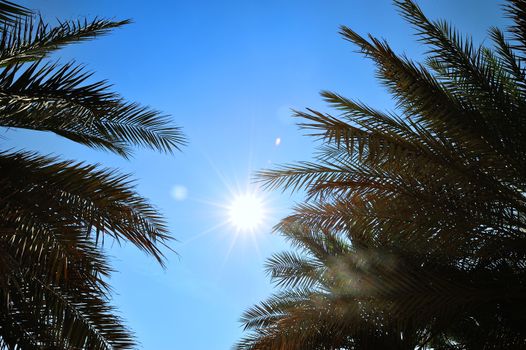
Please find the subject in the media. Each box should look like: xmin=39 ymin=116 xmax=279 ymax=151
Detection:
xmin=178 ymin=148 xmax=275 ymax=268
xmin=228 ymin=192 xmax=266 ymax=232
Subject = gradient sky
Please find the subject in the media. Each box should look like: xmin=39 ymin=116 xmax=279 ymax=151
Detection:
xmin=9 ymin=1 xmax=508 ymax=348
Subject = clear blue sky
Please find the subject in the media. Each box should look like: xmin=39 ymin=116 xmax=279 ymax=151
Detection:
xmin=9 ymin=0 xmax=507 ymax=348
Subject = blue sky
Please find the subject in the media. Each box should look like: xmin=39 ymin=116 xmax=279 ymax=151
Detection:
xmin=9 ymin=0 xmax=508 ymax=348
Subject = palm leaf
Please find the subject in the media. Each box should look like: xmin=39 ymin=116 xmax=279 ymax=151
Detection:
xmin=0 ymin=61 xmax=186 ymax=157
xmin=0 ymin=17 xmax=130 ymax=66
xmin=240 ymin=0 xmax=526 ymax=348
xmin=0 ymin=1 xmax=29 ymax=25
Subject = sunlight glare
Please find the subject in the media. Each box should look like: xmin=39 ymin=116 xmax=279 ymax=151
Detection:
xmin=228 ymin=193 xmax=265 ymax=232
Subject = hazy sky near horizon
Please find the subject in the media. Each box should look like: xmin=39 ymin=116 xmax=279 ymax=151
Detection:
xmin=11 ymin=0 xmax=507 ymax=348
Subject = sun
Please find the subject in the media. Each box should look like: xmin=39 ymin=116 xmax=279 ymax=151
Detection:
xmin=228 ymin=193 xmax=265 ymax=232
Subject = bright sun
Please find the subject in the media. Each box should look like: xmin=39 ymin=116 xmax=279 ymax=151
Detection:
xmin=228 ymin=193 xmax=265 ymax=232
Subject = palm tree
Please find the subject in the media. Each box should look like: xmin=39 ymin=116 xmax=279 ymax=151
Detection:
xmin=0 ymin=2 xmax=185 ymax=349
xmin=238 ymin=222 xmax=455 ymax=349
xmin=238 ymin=0 xmax=526 ymax=348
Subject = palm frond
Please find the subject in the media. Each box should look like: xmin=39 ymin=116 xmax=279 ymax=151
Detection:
xmin=0 ymin=17 xmax=130 ymax=66
xmin=0 ymin=3 xmax=183 ymax=348
xmin=0 ymin=151 xmax=172 ymax=267
xmin=0 ymin=61 xmax=186 ymax=157
xmin=504 ymin=0 xmax=526 ymax=55
xmin=0 ymin=1 xmax=29 ymax=25
xmin=240 ymin=0 xmax=526 ymax=348
xmin=0 ymin=271 xmax=136 ymax=349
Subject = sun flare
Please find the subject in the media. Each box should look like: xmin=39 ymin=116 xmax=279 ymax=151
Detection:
xmin=228 ymin=193 xmax=265 ymax=232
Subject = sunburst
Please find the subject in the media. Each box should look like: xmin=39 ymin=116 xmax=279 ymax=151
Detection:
xmin=228 ymin=192 xmax=266 ymax=232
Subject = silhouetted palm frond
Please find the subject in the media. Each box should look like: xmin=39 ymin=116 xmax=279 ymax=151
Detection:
xmin=0 ymin=151 xmax=171 ymax=266
xmin=0 ymin=60 xmax=185 ymax=157
xmin=241 ymin=0 xmax=526 ymax=348
xmin=0 ymin=17 xmax=130 ymax=66
xmin=0 ymin=1 xmax=29 ymax=25
xmin=0 ymin=150 xmax=176 ymax=348
xmin=0 ymin=2 xmax=185 ymax=348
